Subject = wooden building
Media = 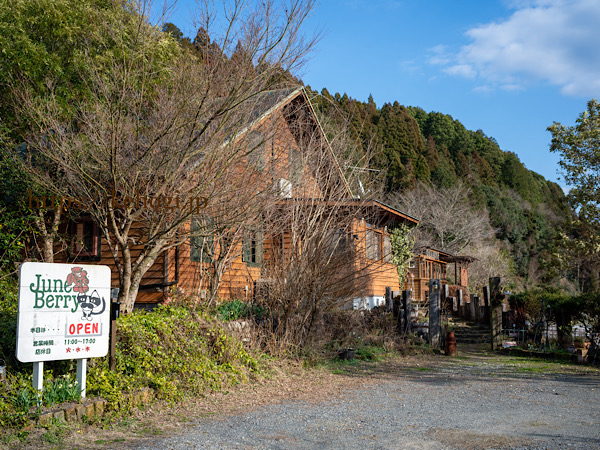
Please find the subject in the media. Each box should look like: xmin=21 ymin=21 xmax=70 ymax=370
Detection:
xmin=406 ymin=247 xmax=473 ymax=304
xmin=56 ymin=88 xmax=419 ymax=309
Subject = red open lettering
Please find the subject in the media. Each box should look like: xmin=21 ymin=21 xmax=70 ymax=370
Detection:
xmin=67 ymin=322 xmax=101 ymax=336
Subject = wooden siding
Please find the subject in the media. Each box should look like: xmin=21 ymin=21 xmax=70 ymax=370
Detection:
xmin=52 ymin=90 xmax=419 ymax=307
xmin=351 ymin=218 xmax=401 ymax=298
xmin=405 ymin=253 xmax=450 ymax=303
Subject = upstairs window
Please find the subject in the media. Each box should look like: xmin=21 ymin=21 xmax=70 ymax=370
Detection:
xmin=247 ymin=131 xmax=265 ymax=171
xmin=242 ymin=227 xmax=263 ymax=267
xmin=289 ymin=146 xmax=303 ymax=186
xmin=71 ymin=217 xmax=101 ymax=260
xmin=190 ymin=217 xmax=214 ymax=262
xmin=325 ymin=229 xmax=347 ymax=255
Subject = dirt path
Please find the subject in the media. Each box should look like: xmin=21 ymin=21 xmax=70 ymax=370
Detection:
xmin=130 ymin=347 xmax=600 ymax=449
xmin=15 ymin=348 xmax=600 ymax=449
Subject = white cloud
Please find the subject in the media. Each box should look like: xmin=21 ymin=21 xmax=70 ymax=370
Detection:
xmin=436 ymin=0 xmax=600 ymax=97
xmin=444 ymin=64 xmax=476 ymax=78
xmin=427 ymin=45 xmax=451 ymax=66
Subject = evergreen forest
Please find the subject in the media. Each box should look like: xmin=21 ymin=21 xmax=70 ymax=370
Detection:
xmin=306 ymin=87 xmax=573 ymax=291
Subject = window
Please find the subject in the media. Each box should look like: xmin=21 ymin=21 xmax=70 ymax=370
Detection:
xmin=326 ymin=229 xmax=347 ymax=255
xmin=247 ymin=131 xmax=265 ymax=171
xmin=242 ymin=227 xmax=263 ymax=267
xmin=383 ymin=235 xmax=392 ymax=263
xmin=408 ymin=260 xmax=416 ymax=269
xmin=190 ymin=217 xmax=214 ymax=262
xmin=289 ymin=146 xmax=303 ymax=186
xmin=366 ymin=228 xmax=381 ymax=260
xmin=71 ymin=218 xmax=100 ymax=260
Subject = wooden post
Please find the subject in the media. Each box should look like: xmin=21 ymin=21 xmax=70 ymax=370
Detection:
xmin=385 ymin=287 xmax=392 ymax=313
xmin=429 ymin=279 xmax=441 ymax=348
xmin=489 ymin=277 xmax=503 ymax=350
xmin=110 ymin=320 xmax=117 ymax=371
xmin=403 ymin=289 xmax=412 ymax=334
xmin=110 ymin=288 xmax=120 ymax=371
xmin=442 ymin=284 xmax=449 ymax=313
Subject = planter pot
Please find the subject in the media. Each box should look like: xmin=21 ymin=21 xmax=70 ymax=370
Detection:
xmin=338 ymin=348 xmax=356 ymax=360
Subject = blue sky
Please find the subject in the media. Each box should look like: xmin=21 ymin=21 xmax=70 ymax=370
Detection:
xmin=164 ymin=0 xmax=600 ymax=190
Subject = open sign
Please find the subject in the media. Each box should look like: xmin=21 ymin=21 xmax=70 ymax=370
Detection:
xmin=16 ymin=262 xmax=111 ymax=363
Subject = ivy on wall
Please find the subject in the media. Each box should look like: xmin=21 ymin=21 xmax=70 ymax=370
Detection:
xmin=390 ymin=224 xmax=415 ymax=288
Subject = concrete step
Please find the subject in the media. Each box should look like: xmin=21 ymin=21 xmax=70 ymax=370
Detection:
xmin=448 ymin=319 xmax=492 ymax=343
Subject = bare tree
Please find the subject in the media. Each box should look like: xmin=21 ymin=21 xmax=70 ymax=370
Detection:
xmin=15 ymin=0 xmax=318 ymax=313
xmin=388 ymin=181 xmax=512 ymax=292
xmin=388 ymin=182 xmax=492 ymax=254
xmin=251 ymin=99 xmax=403 ymax=348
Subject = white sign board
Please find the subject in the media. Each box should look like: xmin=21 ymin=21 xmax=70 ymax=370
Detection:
xmin=16 ymin=262 xmax=111 ymax=363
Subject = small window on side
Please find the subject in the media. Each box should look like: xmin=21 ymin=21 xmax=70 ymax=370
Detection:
xmin=71 ymin=218 xmax=101 ymax=260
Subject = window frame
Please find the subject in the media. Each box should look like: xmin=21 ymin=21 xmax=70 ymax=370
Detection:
xmin=70 ymin=217 xmax=101 ymax=261
xmin=366 ymin=227 xmax=382 ymax=261
xmin=383 ymin=234 xmax=392 ymax=263
xmin=190 ymin=216 xmax=214 ymax=263
xmin=247 ymin=130 xmax=265 ymax=171
xmin=242 ymin=226 xmax=263 ymax=267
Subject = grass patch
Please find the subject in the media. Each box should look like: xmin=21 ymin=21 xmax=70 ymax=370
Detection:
xmin=41 ymin=419 xmax=70 ymax=445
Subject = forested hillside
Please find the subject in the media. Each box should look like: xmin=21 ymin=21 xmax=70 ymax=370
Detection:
xmin=307 ymin=87 xmax=572 ymax=289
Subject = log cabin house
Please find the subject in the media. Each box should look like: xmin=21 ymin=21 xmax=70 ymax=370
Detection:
xmin=57 ymin=88 xmax=419 ymax=309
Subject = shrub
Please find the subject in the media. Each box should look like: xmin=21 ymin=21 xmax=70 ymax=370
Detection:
xmin=86 ymin=305 xmax=261 ymax=411
xmin=216 ymin=299 xmax=266 ymax=322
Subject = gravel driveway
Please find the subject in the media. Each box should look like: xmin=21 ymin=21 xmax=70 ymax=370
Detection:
xmin=135 ymin=349 xmax=600 ymax=449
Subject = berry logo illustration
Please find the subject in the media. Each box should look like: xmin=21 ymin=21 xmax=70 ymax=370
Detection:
xmin=66 ymin=267 xmax=106 ymax=321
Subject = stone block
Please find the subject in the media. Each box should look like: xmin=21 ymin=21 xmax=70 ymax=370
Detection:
xmin=64 ymin=404 xmax=77 ymax=422
xmin=577 ymin=348 xmax=588 ymax=364
xmin=38 ymin=412 xmax=54 ymax=427
xmin=21 ymin=423 xmax=34 ymax=432
xmin=75 ymin=404 xmax=86 ymax=420
xmin=84 ymin=402 xmax=95 ymax=419
xmin=53 ymin=410 xmax=65 ymax=422
xmin=94 ymin=399 xmax=106 ymax=417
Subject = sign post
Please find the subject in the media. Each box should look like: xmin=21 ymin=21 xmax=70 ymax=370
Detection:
xmin=33 ymin=361 xmax=43 ymax=394
xmin=16 ymin=262 xmax=111 ymax=396
xmin=77 ymin=359 xmax=87 ymax=398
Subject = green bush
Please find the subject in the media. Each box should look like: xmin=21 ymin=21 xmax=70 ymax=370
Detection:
xmin=86 ymin=305 xmax=261 ymax=411
xmin=0 ymin=304 xmax=265 ymax=427
xmin=216 ymin=299 xmax=266 ymax=322
xmin=0 ymin=271 xmax=19 ymax=370
xmin=355 ymin=344 xmax=385 ymax=361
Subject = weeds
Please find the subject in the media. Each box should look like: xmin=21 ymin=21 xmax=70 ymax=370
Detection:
xmin=216 ymin=299 xmax=266 ymax=322
xmin=41 ymin=419 xmax=69 ymax=445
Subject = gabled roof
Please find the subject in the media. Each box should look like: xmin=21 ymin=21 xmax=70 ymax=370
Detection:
xmin=230 ymin=87 xmax=354 ymax=197
xmin=230 ymin=88 xmax=418 ymax=224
